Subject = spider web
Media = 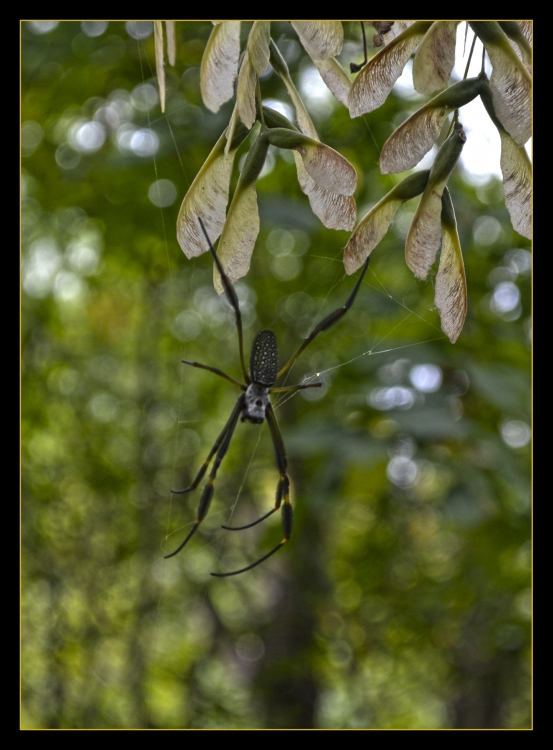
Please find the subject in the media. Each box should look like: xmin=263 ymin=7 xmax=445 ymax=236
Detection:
xmin=137 ymin=32 xmax=449 ymax=724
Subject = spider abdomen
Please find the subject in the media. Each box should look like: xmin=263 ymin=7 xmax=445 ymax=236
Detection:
xmin=250 ymin=329 xmax=278 ymax=387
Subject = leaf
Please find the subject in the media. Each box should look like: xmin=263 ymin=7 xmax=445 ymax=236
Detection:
xmin=348 ymin=21 xmax=432 ymax=118
xmin=405 ymin=123 xmax=466 ymax=279
xmin=291 ymin=22 xmax=343 ymax=60
xmin=413 ymin=22 xmax=459 ymax=95
xmin=166 ymin=21 xmax=176 ymax=66
xmin=470 ymin=22 xmax=532 ymax=146
xmin=154 ymin=21 xmax=165 ymax=113
xmin=344 ymin=171 xmax=430 ymax=274
xmin=200 ymin=22 xmax=241 ymax=114
xmin=380 ymin=75 xmax=483 ymax=174
xmin=295 ymin=154 xmax=357 ymax=231
xmin=248 ymin=21 xmax=271 ymax=75
xmin=312 ymin=57 xmax=352 ymax=107
xmin=176 ymin=126 xmax=249 ymax=259
xmin=435 ymin=188 xmax=467 ymax=343
xmin=214 ymin=182 xmax=259 ymax=295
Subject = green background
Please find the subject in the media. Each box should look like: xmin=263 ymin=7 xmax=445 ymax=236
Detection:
xmin=22 ymin=21 xmax=531 ymax=728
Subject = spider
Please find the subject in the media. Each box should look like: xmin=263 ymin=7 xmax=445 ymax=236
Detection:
xmin=164 ymin=218 xmax=370 ymax=577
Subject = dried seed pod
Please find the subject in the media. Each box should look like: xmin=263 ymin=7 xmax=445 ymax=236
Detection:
xmin=405 ymin=122 xmax=466 ymax=279
xmin=435 ymin=188 xmax=467 ymax=343
xmin=480 ymin=81 xmax=532 ymax=239
xmin=344 ymin=171 xmax=430 ymax=274
xmin=380 ymin=74 xmax=484 ymax=174
xmin=266 ymin=129 xmax=357 ymax=196
xmin=176 ymin=122 xmax=250 ymax=259
xmin=213 ymin=134 xmax=270 ymax=294
xmin=470 ymin=22 xmax=531 ymax=146
xmin=413 ymin=21 xmax=460 ymax=95
xmin=200 ymin=22 xmax=241 ymax=113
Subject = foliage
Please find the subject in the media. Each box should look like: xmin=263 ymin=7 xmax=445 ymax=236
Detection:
xmin=22 ymin=21 xmax=531 ymax=729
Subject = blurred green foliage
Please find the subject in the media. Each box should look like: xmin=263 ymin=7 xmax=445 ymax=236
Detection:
xmin=22 ymin=21 xmax=531 ymax=729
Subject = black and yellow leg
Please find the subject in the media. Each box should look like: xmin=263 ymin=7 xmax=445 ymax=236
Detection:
xmin=181 ymin=360 xmax=246 ymax=390
xmin=276 ymin=256 xmax=370 ymax=380
xmin=171 ymin=394 xmax=245 ymax=495
xmin=221 ymin=401 xmax=289 ymax=531
xmin=198 ymin=218 xmax=250 ymax=385
xmin=211 ymin=503 xmax=293 ymax=577
xmin=269 ymin=380 xmax=322 ymax=394
xmin=165 ymin=395 xmax=243 ymax=558
xmin=211 ymin=402 xmax=293 ymax=576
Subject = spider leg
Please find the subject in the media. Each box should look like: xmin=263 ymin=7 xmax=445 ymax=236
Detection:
xmin=269 ymin=380 xmax=322 ymax=394
xmin=212 ymin=402 xmax=292 ymax=576
xmin=165 ymin=395 xmax=244 ymax=559
xmin=198 ymin=218 xmax=251 ymax=385
xmin=276 ymin=256 xmax=370 ymax=380
xmin=171 ymin=395 xmax=245 ymax=495
xmin=181 ymin=360 xmax=246 ymax=390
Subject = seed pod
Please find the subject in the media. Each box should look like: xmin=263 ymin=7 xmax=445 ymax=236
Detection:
xmin=213 ymin=133 xmax=269 ymax=294
xmin=349 ymin=21 xmax=433 ymax=117
xmin=427 ymin=120 xmax=467 ymax=185
xmin=266 ymin=129 xmax=357 ymax=196
xmin=200 ymin=22 xmax=241 ymax=113
xmin=380 ymin=74 xmax=484 ymax=174
xmin=405 ymin=123 xmax=466 ymax=279
xmin=470 ymin=22 xmax=531 ymax=146
xmin=480 ymin=81 xmax=532 ymax=239
xmin=262 ymin=106 xmax=299 ymax=132
xmin=176 ymin=122 xmax=251 ymax=259
xmin=237 ymin=133 xmax=271 ymax=189
xmin=435 ymin=187 xmax=467 ymax=343
xmin=413 ymin=21 xmax=460 ymax=95
xmin=291 ymin=21 xmax=343 ymax=60
xmin=344 ymin=170 xmax=430 ymax=274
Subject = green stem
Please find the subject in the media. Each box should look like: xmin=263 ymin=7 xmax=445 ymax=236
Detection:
xmin=256 ymin=79 xmax=265 ymax=128
xmin=463 ymin=30 xmax=478 ymax=80
xmin=444 ymin=28 xmax=478 ymax=141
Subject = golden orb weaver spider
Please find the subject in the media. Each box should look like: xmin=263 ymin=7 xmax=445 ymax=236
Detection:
xmin=164 ymin=218 xmax=370 ymax=577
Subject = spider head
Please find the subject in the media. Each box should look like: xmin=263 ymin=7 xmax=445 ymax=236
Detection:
xmin=243 ymin=383 xmax=269 ymax=424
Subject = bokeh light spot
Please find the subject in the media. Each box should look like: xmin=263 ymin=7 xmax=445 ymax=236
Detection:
xmin=55 ymin=144 xmax=81 ymax=170
xmin=70 ymin=120 xmax=106 ymax=153
xmin=236 ymin=634 xmax=265 ymax=662
xmin=126 ymin=22 xmax=153 ymax=40
xmin=130 ymin=128 xmax=159 ymax=157
xmin=22 ymin=121 xmax=44 ymax=157
xmin=148 ymin=179 xmax=177 ymax=208
xmin=81 ymin=22 xmax=108 ymax=38
xmin=409 ymin=364 xmax=442 ymax=393
xmin=131 ymin=83 xmax=159 ymax=112
xmin=387 ymin=456 xmax=419 ymax=489
xmin=28 ymin=22 xmax=58 ymax=35
xmin=173 ymin=311 xmax=203 ymax=341
xmin=500 ymin=420 xmax=531 ymax=449
xmin=490 ymin=282 xmax=520 ymax=317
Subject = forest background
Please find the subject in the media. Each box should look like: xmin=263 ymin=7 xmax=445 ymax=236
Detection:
xmin=21 ymin=21 xmax=531 ymax=729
